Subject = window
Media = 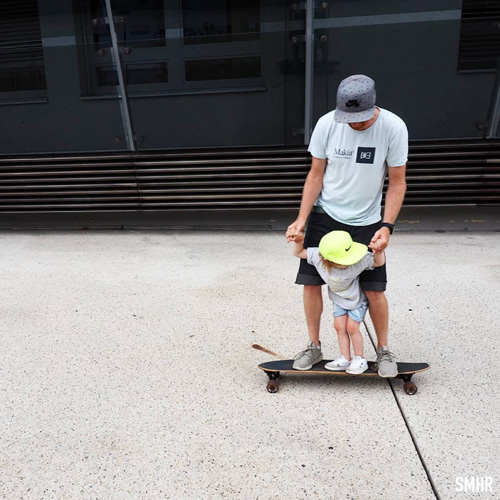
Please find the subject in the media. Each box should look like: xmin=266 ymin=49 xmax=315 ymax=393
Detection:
xmin=89 ymin=0 xmax=165 ymax=48
xmin=96 ymin=62 xmax=168 ymax=86
xmin=76 ymin=0 xmax=168 ymax=96
xmin=75 ymin=0 xmax=263 ymax=96
xmin=184 ymin=56 xmax=260 ymax=81
xmin=180 ymin=1 xmax=262 ymax=89
xmin=0 ymin=0 xmax=47 ymax=100
xmin=458 ymin=0 xmax=500 ymax=71
xmin=182 ymin=0 xmax=260 ymax=45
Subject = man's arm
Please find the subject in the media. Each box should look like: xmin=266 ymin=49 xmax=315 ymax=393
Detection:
xmin=369 ymin=164 xmax=407 ymax=251
xmin=286 ymin=156 xmax=327 ymax=242
xmin=382 ymin=164 xmax=407 ymax=224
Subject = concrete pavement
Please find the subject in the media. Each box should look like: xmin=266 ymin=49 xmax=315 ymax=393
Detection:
xmin=0 ymin=229 xmax=499 ymax=499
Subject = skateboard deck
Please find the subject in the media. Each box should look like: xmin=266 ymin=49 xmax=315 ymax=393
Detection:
xmin=258 ymin=360 xmax=430 ymax=395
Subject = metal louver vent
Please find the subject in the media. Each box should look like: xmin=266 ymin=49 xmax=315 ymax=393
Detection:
xmin=134 ymin=148 xmax=308 ymax=210
xmin=0 ymin=153 xmax=139 ymax=212
xmin=0 ymin=141 xmax=498 ymax=213
xmin=458 ymin=0 xmax=500 ymax=71
xmin=402 ymin=140 xmax=500 ymax=206
xmin=0 ymin=0 xmax=43 ymax=63
xmin=0 ymin=0 xmax=46 ymax=94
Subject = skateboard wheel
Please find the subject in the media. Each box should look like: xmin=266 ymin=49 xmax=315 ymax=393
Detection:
xmin=404 ymin=381 xmax=417 ymax=395
xmin=266 ymin=381 xmax=279 ymax=393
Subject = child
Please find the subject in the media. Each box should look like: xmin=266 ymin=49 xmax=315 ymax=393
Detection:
xmin=290 ymin=230 xmax=385 ymax=374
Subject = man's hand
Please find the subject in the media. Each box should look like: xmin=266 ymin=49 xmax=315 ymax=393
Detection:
xmin=286 ymin=220 xmax=305 ymax=242
xmin=369 ymin=227 xmax=391 ymax=252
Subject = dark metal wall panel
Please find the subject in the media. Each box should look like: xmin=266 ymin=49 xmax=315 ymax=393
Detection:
xmin=0 ymin=140 xmax=498 ymax=213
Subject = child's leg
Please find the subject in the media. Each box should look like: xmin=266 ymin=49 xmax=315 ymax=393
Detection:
xmin=347 ymin=317 xmax=364 ymax=357
xmin=334 ymin=314 xmax=351 ymax=361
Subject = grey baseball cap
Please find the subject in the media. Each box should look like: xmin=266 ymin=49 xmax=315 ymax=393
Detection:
xmin=334 ymin=75 xmax=376 ymax=123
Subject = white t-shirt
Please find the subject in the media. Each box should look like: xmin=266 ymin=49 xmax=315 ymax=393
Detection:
xmin=307 ymin=248 xmax=374 ymax=310
xmin=308 ymin=107 xmax=408 ymax=225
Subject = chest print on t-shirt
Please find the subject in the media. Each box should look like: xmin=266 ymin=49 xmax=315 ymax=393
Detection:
xmin=356 ymin=147 xmax=376 ymax=164
xmin=332 ymin=147 xmax=354 ymax=159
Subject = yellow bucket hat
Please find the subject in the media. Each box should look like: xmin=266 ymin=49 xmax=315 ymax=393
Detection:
xmin=318 ymin=230 xmax=368 ymax=266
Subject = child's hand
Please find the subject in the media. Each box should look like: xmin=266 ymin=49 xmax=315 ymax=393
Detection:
xmin=369 ymin=239 xmax=383 ymax=253
xmin=287 ymin=233 xmax=304 ymax=243
xmin=286 ymin=227 xmax=304 ymax=243
xmin=369 ymin=227 xmax=390 ymax=252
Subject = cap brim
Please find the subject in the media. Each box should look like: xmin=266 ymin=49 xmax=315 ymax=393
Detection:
xmin=334 ymin=107 xmax=375 ymax=124
xmin=333 ymin=242 xmax=368 ymax=265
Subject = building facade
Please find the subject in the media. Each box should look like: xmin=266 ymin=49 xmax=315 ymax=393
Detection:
xmin=0 ymin=1 xmax=499 ymax=220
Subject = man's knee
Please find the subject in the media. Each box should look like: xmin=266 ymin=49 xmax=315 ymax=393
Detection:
xmin=304 ymin=285 xmax=322 ymax=300
xmin=364 ymin=290 xmax=385 ymax=303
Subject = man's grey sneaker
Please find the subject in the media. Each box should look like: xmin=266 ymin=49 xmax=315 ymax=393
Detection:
xmin=376 ymin=346 xmax=398 ymax=378
xmin=292 ymin=341 xmax=323 ymax=370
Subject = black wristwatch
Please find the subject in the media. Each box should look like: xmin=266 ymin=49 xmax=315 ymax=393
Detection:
xmin=381 ymin=222 xmax=395 ymax=234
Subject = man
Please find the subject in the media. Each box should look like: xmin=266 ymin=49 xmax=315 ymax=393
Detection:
xmin=286 ymin=74 xmax=408 ymax=377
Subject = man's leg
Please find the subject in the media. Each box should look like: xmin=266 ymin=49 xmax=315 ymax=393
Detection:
xmin=349 ymin=220 xmax=388 ymax=347
xmin=292 ymin=284 xmax=324 ymax=370
xmin=364 ymin=290 xmax=388 ymax=348
xmin=365 ymin=290 xmax=397 ymax=377
xmin=293 ymin=211 xmax=340 ymax=370
xmin=297 ymin=212 xmax=335 ymax=346
xmin=304 ymin=285 xmax=323 ymax=346
xmin=350 ymin=220 xmax=396 ymax=377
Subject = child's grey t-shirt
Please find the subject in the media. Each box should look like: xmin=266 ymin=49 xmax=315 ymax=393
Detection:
xmin=306 ymin=248 xmax=375 ymax=310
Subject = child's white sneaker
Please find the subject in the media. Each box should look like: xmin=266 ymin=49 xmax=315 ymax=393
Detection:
xmin=346 ymin=355 xmax=368 ymax=375
xmin=325 ymin=355 xmax=350 ymax=371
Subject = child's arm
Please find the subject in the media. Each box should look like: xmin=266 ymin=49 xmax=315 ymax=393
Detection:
xmin=369 ymin=237 xmax=386 ymax=268
xmin=290 ymin=233 xmax=308 ymax=260
xmin=373 ymin=250 xmax=386 ymax=268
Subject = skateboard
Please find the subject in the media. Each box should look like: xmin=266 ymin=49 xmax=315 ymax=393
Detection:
xmin=258 ymin=360 xmax=430 ymax=395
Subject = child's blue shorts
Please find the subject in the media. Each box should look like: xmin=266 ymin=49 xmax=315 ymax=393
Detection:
xmin=333 ymin=298 xmax=369 ymax=323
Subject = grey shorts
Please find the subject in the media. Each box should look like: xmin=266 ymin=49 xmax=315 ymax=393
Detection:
xmin=295 ymin=210 xmax=387 ymax=292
